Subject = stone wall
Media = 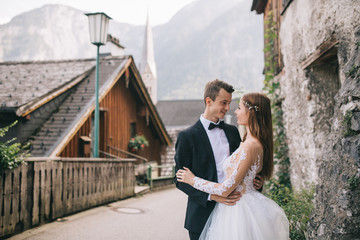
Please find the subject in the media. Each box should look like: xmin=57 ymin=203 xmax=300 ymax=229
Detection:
xmin=160 ymin=126 xmax=187 ymax=175
xmin=278 ymin=0 xmax=360 ymax=238
xmin=307 ymin=47 xmax=360 ymax=239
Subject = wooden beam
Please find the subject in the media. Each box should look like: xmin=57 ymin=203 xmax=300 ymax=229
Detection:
xmin=251 ymin=0 xmax=268 ymax=14
xmin=301 ymin=36 xmax=339 ymax=70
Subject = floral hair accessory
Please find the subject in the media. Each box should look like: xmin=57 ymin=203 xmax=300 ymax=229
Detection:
xmin=242 ymin=99 xmax=259 ymax=111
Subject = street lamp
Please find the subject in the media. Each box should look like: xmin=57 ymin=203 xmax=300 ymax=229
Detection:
xmin=85 ymin=12 xmax=112 ymax=158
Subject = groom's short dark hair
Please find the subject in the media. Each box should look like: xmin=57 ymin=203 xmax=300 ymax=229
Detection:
xmin=204 ymin=79 xmax=234 ymax=103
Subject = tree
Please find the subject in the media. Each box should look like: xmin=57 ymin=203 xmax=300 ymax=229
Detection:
xmin=0 ymin=121 xmax=29 ymax=174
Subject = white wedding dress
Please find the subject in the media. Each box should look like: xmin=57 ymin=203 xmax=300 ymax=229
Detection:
xmin=195 ymin=141 xmax=289 ymax=240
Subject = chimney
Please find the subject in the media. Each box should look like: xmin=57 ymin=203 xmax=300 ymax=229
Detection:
xmin=99 ymin=34 xmax=125 ymax=56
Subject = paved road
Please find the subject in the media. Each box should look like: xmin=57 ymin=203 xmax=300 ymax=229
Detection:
xmin=9 ymin=187 xmax=189 ymax=240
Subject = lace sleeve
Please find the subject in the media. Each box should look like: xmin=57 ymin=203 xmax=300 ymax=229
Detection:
xmin=192 ymin=144 xmax=258 ymax=197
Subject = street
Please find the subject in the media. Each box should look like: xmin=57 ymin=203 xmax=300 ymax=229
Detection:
xmin=8 ymin=187 xmax=189 ymax=240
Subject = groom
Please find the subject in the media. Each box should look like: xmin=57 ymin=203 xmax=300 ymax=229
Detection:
xmin=175 ymin=79 xmax=244 ymax=240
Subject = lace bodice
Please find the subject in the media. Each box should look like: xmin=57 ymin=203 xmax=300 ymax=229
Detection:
xmin=193 ymin=141 xmax=262 ymax=197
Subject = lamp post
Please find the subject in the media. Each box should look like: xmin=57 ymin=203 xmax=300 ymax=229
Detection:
xmin=85 ymin=12 xmax=111 ymax=158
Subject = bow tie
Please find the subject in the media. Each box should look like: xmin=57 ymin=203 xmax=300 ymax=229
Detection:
xmin=208 ymin=121 xmax=224 ymax=130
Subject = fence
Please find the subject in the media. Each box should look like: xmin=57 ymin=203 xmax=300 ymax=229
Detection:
xmin=0 ymin=157 xmax=136 ymax=238
xmin=147 ymin=164 xmax=175 ymax=190
xmin=107 ymin=145 xmax=150 ymax=183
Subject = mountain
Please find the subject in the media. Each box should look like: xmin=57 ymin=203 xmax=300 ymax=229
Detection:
xmin=0 ymin=0 xmax=264 ymax=100
xmin=153 ymin=0 xmax=264 ymax=99
xmin=0 ymin=5 xmax=93 ymax=60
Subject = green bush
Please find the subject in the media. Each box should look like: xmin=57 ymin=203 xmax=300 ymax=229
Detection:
xmin=265 ymin=180 xmax=315 ymax=240
xmin=0 ymin=121 xmax=29 ymax=174
xmin=348 ymin=175 xmax=360 ymax=190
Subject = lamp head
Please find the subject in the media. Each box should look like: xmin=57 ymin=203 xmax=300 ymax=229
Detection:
xmin=85 ymin=12 xmax=112 ymax=46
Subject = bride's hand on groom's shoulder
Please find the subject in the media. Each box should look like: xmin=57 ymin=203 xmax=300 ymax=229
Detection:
xmin=176 ymin=167 xmax=195 ymax=186
xmin=211 ymin=190 xmax=242 ymax=206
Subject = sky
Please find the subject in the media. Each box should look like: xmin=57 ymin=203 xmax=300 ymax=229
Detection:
xmin=0 ymin=0 xmax=197 ymax=26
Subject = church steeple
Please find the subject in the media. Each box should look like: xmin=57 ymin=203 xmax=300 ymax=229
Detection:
xmin=140 ymin=10 xmax=157 ymax=104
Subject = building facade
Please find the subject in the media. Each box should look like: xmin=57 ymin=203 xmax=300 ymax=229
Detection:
xmin=252 ymin=0 xmax=360 ymax=238
xmin=0 ymin=55 xmax=170 ymax=165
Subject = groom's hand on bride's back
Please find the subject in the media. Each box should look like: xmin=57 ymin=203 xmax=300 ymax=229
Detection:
xmin=210 ymin=190 xmax=242 ymax=206
xmin=254 ymin=175 xmax=264 ymax=191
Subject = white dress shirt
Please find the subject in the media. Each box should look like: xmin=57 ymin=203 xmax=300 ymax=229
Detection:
xmin=200 ymin=115 xmax=230 ymax=183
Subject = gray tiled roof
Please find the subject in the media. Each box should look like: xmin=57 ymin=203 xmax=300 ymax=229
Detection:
xmin=156 ymin=99 xmax=240 ymax=127
xmin=0 ymin=56 xmax=170 ymax=157
xmin=29 ymin=57 xmax=129 ymax=156
xmin=0 ymin=59 xmax=95 ymax=110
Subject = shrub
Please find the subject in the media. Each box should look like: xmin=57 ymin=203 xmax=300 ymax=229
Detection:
xmin=348 ymin=175 xmax=360 ymax=190
xmin=265 ymin=180 xmax=315 ymax=240
xmin=0 ymin=121 xmax=29 ymax=174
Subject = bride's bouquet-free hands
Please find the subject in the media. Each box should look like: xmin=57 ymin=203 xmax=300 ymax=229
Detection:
xmin=176 ymin=167 xmax=195 ymax=186
xmin=177 ymin=167 xmax=242 ymax=206
xmin=177 ymin=167 xmax=264 ymax=190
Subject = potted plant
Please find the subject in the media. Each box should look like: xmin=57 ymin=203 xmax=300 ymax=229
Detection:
xmin=128 ymin=133 xmax=149 ymax=152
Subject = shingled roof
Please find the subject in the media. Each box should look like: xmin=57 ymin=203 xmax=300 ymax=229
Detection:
xmin=0 ymin=59 xmax=95 ymax=116
xmin=156 ymin=99 xmax=240 ymax=127
xmin=0 ymin=56 xmax=170 ymax=157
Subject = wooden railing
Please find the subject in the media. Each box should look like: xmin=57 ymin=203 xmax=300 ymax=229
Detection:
xmin=107 ymin=145 xmax=149 ymax=179
xmin=0 ymin=157 xmax=136 ymax=238
xmin=147 ymin=164 xmax=175 ymax=190
xmin=107 ymin=145 xmax=148 ymax=163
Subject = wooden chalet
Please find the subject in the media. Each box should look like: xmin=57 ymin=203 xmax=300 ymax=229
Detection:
xmin=0 ymin=56 xmax=171 ymax=164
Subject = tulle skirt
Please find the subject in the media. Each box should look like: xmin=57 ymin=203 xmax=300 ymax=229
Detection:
xmin=199 ymin=191 xmax=289 ymax=240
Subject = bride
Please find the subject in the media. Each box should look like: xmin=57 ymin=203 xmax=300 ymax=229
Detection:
xmin=176 ymin=93 xmax=289 ymax=240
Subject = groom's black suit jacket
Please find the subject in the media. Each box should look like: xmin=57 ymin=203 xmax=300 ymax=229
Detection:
xmin=174 ymin=120 xmax=241 ymax=234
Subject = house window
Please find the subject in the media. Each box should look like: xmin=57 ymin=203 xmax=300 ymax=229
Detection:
xmin=130 ymin=122 xmax=136 ymax=137
xmin=301 ymin=36 xmax=338 ymax=70
xmin=302 ymin=36 xmax=340 ymax=139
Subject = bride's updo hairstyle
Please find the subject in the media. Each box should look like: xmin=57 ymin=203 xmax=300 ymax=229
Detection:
xmin=242 ymin=93 xmax=273 ymax=180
